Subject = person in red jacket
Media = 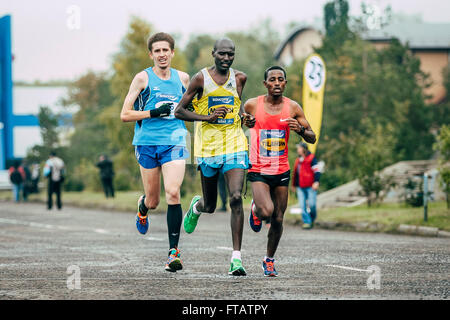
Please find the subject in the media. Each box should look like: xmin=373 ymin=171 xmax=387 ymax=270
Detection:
xmin=292 ymin=142 xmax=321 ymax=229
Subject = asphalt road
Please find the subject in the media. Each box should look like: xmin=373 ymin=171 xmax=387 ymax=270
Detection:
xmin=0 ymin=201 xmax=449 ymax=300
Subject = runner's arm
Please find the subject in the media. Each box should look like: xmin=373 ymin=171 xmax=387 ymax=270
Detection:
xmin=242 ymin=98 xmax=257 ymax=128
xmin=120 ymin=72 xmax=150 ymax=122
xmin=288 ymin=101 xmax=316 ymax=144
xmin=174 ymin=72 xmax=227 ymax=122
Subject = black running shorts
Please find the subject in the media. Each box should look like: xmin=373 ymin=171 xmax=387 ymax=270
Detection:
xmin=247 ymin=170 xmax=291 ymax=188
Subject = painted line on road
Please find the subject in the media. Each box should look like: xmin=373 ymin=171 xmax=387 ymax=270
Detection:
xmin=325 ymin=265 xmax=370 ymax=273
xmin=216 ymin=246 xmax=246 ymax=252
xmin=0 ymin=217 xmax=106 ymax=234
xmin=0 ymin=217 xmax=69 ymax=231
xmin=146 ymin=237 xmax=164 ymax=241
xmin=94 ymin=229 xmax=110 ymax=235
xmin=216 ymin=246 xmax=234 ymax=251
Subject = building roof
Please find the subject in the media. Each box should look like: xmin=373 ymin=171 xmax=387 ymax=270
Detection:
xmin=275 ymin=21 xmax=450 ymax=60
xmin=363 ymin=22 xmax=450 ymax=50
xmin=274 ymin=25 xmax=323 ymax=60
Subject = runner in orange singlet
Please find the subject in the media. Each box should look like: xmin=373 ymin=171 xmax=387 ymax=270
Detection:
xmin=243 ymin=66 xmax=316 ymax=277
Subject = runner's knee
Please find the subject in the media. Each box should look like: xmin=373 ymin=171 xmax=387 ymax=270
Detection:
xmin=202 ymin=203 xmax=216 ymax=213
xmin=228 ymin=192 xmax=242 ymax=208
xmin=164 ymin=187 xmax=180 ymax=203
xmin=256 ymin=203 xmax=274 ymax=220
xmin=145 ymin=197 xmax=159 ymax=210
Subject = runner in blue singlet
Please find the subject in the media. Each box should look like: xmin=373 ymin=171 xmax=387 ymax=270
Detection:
xmin=120 ymin=32 xmax=190 ymax=273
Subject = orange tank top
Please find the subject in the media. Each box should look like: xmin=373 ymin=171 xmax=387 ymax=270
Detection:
xmin=249 ymin=95 xmax=291 ymax=175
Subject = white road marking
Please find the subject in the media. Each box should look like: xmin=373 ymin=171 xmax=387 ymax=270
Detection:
xmin=94 ymin=229 xmax=110 ymax=234
xmin=0 ymin=217 xmax=95 ymax=233
xmin=325 ymin=264 xmax=370 ymax=273
xmin=0 ymin=218 xmax=58 ymax=230
xmin=216 ymin=246 xmax=234 ymax=251
xmin=146 ymin=237 xmax=164 ymax=241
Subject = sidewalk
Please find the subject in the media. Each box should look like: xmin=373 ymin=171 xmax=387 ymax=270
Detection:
xmin=285 ymin=211 xmax=450 ymax=238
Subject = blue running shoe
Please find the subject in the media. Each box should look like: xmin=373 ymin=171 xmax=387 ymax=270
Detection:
xmin=136 ymin=195 xmax=149 ymax=235
xmin=248 ymin=200 xmax=262 ymax=232
xmin=262 ymin=258 xmax=278 ymax=277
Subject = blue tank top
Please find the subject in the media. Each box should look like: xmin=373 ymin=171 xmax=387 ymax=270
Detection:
xmin=132 ymin=67 xmax=187 ymax=146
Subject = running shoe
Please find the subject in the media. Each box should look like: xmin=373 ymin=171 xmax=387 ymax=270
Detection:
xmin=302 ymin=223 xmax=312 ymax=230
xmin=183 ymin=195 xmax=201 ymax=234
xmin=165 ymin=248 xmax=183 ymax=272
xmin=228 ymin=258 xmax=247 ymax=276
xmin=248 ymin=200 xmax=262 ymax=232
xmin=262 ymin=258 xmax=278 ymax=277
xmin=135 ymin=195 xmax=149 ymax=235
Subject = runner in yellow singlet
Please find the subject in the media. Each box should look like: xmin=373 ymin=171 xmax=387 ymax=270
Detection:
xmin=175 ymin=38 xmax=255 ymax=276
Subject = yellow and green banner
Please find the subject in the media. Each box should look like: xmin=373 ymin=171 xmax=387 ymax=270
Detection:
xmin=302 ymin=53 xmax=326 ymax=154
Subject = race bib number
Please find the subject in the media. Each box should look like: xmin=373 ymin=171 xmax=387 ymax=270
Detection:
xmin=154 ymin=93 xmax=179 ymax=119
xmin=208 ymin=96 xmax=235 ymax=124
xmin=260 ymin=130 xmax=286 ymax=157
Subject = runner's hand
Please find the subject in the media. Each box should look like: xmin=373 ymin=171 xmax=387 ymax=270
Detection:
xmin=242 ymin=112 xmax=256 ymax=128
xmin=207 ymin=107 xmax=228 ymax=123
xmin=283 ymin=118 xmax=305 ymax=134
xmin=150 ymin=103 xmax=172 ymax=118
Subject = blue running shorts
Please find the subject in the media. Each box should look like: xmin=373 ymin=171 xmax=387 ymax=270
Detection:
xmin=196 ymin=151 xmax=250 ymax=178
xmin=135 ymin=145 xmax=189 ymax=169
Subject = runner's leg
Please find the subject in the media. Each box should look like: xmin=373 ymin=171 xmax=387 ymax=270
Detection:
xmin=224 ymin=168 xmax=245 ymax=251
xmin=267 ymin=186 xmax=288 ymax=258
xmin=251 ymin=181 xmax=274 ymax=221
xmin=162 ymin=160 xmax=185 ymax=249
xmin=139 ymin=165 xmax=161 ymax=210
xmin=196 ymin=170 xmax=219 ymax=214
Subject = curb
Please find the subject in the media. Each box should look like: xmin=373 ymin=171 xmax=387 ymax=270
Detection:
xmin=286 ymin=217 xmax=450 ymax=238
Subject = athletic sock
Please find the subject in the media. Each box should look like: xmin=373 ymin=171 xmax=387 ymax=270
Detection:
xmin=264 ymin=256 xmax=274 ymax=261
xmin=167 ymin=204 xmax=182 ymax=250
xmin=231 ymin=250 xmax=241 ymax=262
xmin=139 ymin=196 xmax=149 ymax=216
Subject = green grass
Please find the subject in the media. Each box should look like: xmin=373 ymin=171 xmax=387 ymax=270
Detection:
xmin=285 ymin=201 xmax=450 ymax=232
xmin=0 ymin=189 xmax=255 ymax=214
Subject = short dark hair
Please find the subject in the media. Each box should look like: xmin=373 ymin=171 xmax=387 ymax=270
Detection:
xmin=264 ymin=66 xmax=287 ymax=81
xmin=297 ymin=142 xmax=309 ymax=150
xmin=213 ymin=37 xmax=235 ymax=52
xmin=147 ymin=32 xmax=175 ymax=52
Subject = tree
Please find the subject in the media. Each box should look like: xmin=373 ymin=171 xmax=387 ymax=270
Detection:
xmin=27 ymin=106 xmax=65 ymax=164
xmin=433 ymin=125 xmax=450 ymax=208
xmin=352 ymin=121 xmax=396 ymax=207
xmin=26 ymin=107 xmax=69 ymax=188
xmin=58 ymin=71 xmax=115 ymax=191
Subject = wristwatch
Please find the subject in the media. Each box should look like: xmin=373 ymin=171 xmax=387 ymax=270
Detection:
xmin=298 ymin=125 xmax=305 ymax=135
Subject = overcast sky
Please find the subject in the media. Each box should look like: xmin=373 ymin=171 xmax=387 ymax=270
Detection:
xmin=1 ymin=0 xmax=449 ymax=82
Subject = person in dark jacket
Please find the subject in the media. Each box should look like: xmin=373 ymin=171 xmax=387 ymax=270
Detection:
xmin=292 ymin=143 xmax=321 ymax=229
xmin=8 ymin=160 xmax=26 ymax=202
xmin=96 ymin=155 xmax=115 ymax=198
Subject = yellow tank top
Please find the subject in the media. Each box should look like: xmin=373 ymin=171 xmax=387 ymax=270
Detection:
xmin=193 ymin=68 xmax=248 ymax=158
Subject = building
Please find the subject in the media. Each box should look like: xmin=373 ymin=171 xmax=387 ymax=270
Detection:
xmin=274 ymin=21 xmax=450 ymax=104
xmin=1 ymin=15 xmax=74 ymax=173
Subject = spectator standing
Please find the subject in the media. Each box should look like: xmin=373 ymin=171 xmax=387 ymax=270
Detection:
xmin=8 ymin=160 xmax=25 ymax=202
xmin=30 ymin=163 xmax=41 ymax=194
xmin=96 ymin=155 xmax=115 ymax=198
xmin=292 ymin=143 xmax=322 ymax=229
xmin=44 ymin=152 xmax=65 ymax=210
